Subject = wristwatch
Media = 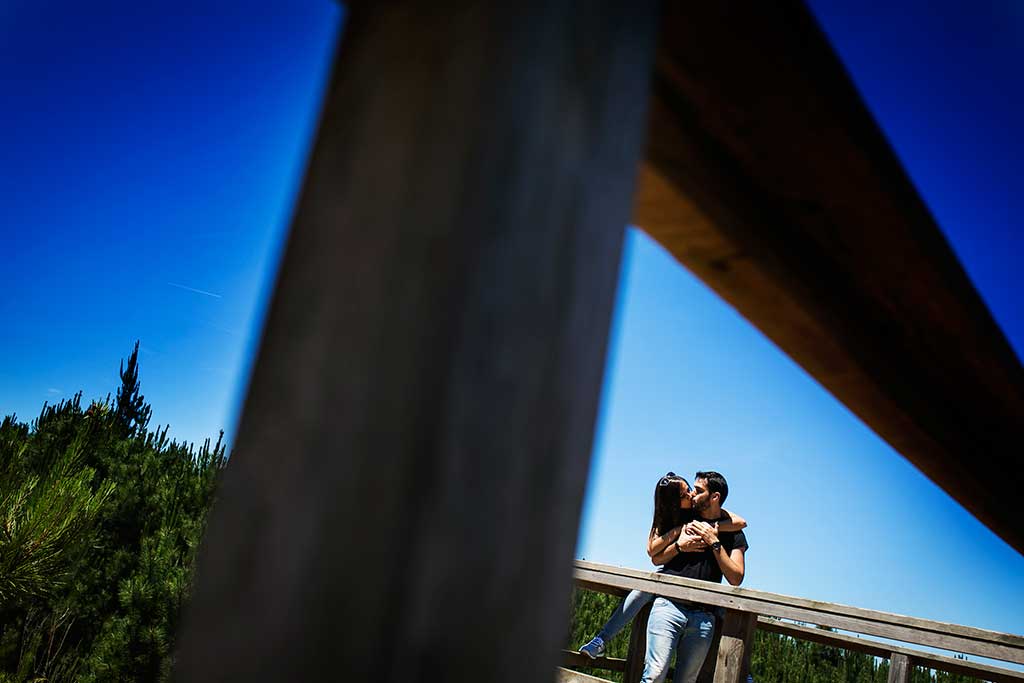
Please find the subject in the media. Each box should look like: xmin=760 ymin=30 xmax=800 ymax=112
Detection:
xmin=710 ymin=541 xmax=722 ymax=552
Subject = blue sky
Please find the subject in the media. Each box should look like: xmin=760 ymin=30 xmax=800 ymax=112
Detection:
xmin=1 ymin=1 xmax=340 ymax=445
xmin=2 ymin=0 xmax=1021 ymax=661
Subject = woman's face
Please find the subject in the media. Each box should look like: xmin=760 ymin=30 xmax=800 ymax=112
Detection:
xmin=679 ymin=481 xmax=693 ymax=509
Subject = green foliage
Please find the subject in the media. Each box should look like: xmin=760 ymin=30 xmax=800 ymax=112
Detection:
xmin=0 ymin=344 xmax=226 ymax=682
xmin=750 ymin=626 xmax=983 ymax=683
xmin=0 ymin=424 xmax=114 ymax=608
xmin=565 ymin=589 xmax=631 ymax=682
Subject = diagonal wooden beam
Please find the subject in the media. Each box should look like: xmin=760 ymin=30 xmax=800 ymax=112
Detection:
xmin=634 ymin=1 xmax=1024 ymax=553
xmin=174 ymin=2 xmax=659 ymax=681
xmin=575 ymin=561 xmax=1024 ymax=665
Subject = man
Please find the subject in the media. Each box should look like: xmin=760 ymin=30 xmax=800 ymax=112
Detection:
xmin=641 ymin=471 xmax=748 ymax=683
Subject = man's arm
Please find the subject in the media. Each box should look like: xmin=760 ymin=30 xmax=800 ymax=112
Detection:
xmin=651 ymin=534 xmax=707 ymax=566
xmin=689 ymin=521 xmax=746 ymax=585
xmin=647 ymin=526 xmax=683 ymax=558
xmin=715 ymin=546 xmax=745 ymax=586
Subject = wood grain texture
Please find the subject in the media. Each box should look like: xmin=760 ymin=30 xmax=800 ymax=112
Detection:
xmin=757 ymin=618 xmax=1024 ymax=683
xmin=575 ymin=562 xmax=1024 ymax=664
xmin=561 ymin=651 xmax=627 ymax=673
xmin=173 ymin=3 xmax=659 ymax=681
xmin=696 ymin=617 xmax=724 ymax=683
xmin=713 ymin=611 xmax=756 ymax=683
xmin=625 ymin=602 xmax=653 ymax=683
xmin=633 ymin=1 xmax=1024 ymax=553
xmin=888 ymin=653 xmax=912 ymax=683
xmin=557 ymin=667 xmax=617 ymax=683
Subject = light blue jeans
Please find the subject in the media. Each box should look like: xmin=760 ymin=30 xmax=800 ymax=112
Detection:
xmin=596 ymin=590 xmax=654 ymax=642
xmin=640 ymin=597 xmax=716 ymax=683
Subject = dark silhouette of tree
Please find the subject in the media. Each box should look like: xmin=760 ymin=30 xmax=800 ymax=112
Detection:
xmin=114 ymin=341 xmax=152 ymax=437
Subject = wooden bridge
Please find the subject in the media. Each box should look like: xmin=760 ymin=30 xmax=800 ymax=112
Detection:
xmin=561 ymin=561 xmax=1024 ymax=683
xmin=169 ymin=2 xmax=1024 ymax=682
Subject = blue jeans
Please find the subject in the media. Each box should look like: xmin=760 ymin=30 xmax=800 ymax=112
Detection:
xmin=640 ymin=597 xmax=716 ymax=683
xmin=597 ymin=590 xmax=654 ymax=642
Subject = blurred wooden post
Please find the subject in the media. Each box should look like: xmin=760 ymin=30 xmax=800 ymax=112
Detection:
xmin=712 ymin=610 xmax=756 ymax=683
xmin=888 ymin=653 xmax=912 ymax=683
xmin=624 ymin=602 xmax=653 ymax=683
xmin=173 ymin=2 xmax=659 ymax=682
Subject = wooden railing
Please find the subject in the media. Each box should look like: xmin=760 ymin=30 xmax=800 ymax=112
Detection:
xmin=561 ymin=561 xmax=1024 ymax=683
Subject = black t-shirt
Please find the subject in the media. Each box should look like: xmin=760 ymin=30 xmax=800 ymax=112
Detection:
xmin=659 ymin=513 xmax=749 ymax=584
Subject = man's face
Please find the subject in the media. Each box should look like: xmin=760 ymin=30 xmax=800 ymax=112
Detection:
xmin=691 ymin=478 xmax=714 ymax=512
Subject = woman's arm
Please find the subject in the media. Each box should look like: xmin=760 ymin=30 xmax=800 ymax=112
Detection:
xmin=647 ymin=526 xmax=683 ymax=557
xmin=717 ymin=509 xmax=747 ymax=532
xmin=651 ymin=534 xmax=708 ymax=566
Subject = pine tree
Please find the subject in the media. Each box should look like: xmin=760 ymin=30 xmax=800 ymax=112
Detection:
xmin=0 ymin=344 xmax=226 ymax=682
xmin=114 ymin=341 xmax=152 ymax=438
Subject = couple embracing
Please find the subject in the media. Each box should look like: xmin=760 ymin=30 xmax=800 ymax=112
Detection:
xmin=580 ymin=471 xmax=749 ymax=683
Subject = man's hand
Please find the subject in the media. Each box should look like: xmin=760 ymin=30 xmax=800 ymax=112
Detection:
xmin=675 ymin=534 xmax=708 ymax=552
xmin=689 ymin=521 xmax=720 ymax=546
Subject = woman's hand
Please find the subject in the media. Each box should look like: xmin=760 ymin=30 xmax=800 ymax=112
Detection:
xmin=675 ymin=534 xmax=708 ymax=552
xmin=689 ymin=521 xmax=720 ymax=546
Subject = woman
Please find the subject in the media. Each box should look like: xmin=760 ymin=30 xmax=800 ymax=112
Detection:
xmin=578 ymin=472 xmax=747 ymax=659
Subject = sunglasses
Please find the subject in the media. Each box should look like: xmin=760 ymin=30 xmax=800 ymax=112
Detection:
xmin=658 ymin=472 xmax=678 ymax=487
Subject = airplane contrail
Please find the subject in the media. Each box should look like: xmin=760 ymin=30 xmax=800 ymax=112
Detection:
xmin=167 ymin=282 xmax=223 ymax=299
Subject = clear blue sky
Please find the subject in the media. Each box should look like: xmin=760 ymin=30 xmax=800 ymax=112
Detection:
xmin=2 ymin=0 xmax=1021 ymax=658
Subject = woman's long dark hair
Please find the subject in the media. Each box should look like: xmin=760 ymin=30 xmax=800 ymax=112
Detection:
xmin=651 ymin=472 xmax=689 ymax=535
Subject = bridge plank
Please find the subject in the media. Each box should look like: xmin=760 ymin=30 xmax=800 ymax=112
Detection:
xmin=575 ymin=562 xmax=1024 ymax=664
xmin=561 ymin=651 xmax=627 ymax=673
xmin=557 ymin=667 xmax=616 ymax=683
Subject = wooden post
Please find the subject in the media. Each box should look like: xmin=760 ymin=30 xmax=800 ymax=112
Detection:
xmin=713 ymin=610 xmax=757 ymax=683
xmin=173 ymin=2 xmax=659 ymax=683
xmin=888 ymin=653 xmax=912 ymax=683
xmin=696 ymin=615 xmax=724 ymax=683
xmin=625 ymin=602 xmax=653 ymax=683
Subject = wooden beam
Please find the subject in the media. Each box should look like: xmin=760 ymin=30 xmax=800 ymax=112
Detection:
xmin=757 ymin=618 xmax=1024 ymax=683
xmin=696 ymin=617 xmax=724 ymax=683
xmin=575 ymin=562 xmax=1024 ymax=664
xmin=634 ymin=2 xmax=1024 ymax=553
xmin=625 ymin=602 xmax=653 ymax=683
xmin=887 ymin=653 xmax=912 ymax=683
xmin=557 ymin=667 xmax=617 ymax=683
xmin=713 ymin=610 xmax=756 ymax=683
xmin=174 ymin=3 xmax=659 ymax=681
xmin=561 ymin=651 xmax=627 ymax=674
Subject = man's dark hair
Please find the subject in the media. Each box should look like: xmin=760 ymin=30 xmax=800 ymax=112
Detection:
xmin=695 ymin=471 xmax=728 ymax=505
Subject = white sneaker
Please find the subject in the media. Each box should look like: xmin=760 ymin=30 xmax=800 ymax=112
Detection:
xmin=579 ymin=636 xmax=606 ymax=659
